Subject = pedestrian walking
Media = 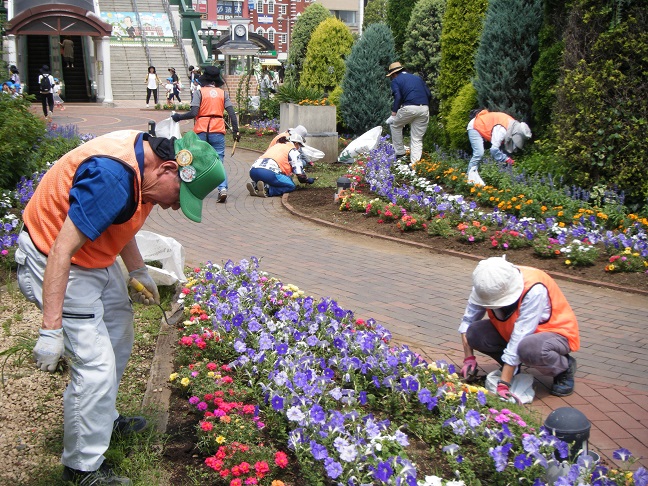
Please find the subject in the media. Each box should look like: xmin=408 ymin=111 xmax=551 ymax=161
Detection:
xmin=145 ymin=66 xmax=161 ymax=107
xmin=171 ymin=66 xmax=239 ymax=203
xmin=15 ymin=129 xmax=225 ymax=485
xmin=458 ymin=257 xmax=580 ymax=399
xmin=38 ymin=65 xmax=55 ymax=117
xmin=167 ymin=67 xmax=181 ymax=103
xmin=386 ymin=62 xmax=431 ymax=165
xmin=466 ymin=109 xmax=532 ymax=185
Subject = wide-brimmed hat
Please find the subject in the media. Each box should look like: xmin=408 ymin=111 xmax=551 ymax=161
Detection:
xmin=198 ymin=66 xmax=223 ymax=87
xmin=386 ymin=62 xmax=404 ymax=77
xmin=173 ymin=132 xmax=226 ymax=223
xmin=291 ymin=125 xmax=307 ymax=139
xmin=469 ymin=256 xmax=524 ymax=309
xmin=289 ymin=133 xmax=306 ymax=146
xmin=504 ymin=121 xmax=532 ymax=153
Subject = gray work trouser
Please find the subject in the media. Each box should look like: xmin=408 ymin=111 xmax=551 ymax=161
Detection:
xmin=466 ymin=319 xmax=571 ymax=377
xmin=390 ymin=104 xmax=429 ymax=163
xmin=15 ymin=231 xmax=134 ymax=471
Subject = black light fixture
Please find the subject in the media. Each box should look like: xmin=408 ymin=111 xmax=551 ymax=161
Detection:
xmin=544 ymin=407 xmax=591 ymax=461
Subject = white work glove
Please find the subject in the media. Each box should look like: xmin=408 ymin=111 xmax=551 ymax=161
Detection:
xmin=33 ymin=328 xmax=64 ymax=372
xmin=385 ymin=116 xmax=395 ymax=125
xmin=129 ymin=267 xmax=160 ymax=305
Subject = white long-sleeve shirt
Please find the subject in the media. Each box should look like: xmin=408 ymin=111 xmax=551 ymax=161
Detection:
xmin=458 ymin=284 xmax=551 ymax=366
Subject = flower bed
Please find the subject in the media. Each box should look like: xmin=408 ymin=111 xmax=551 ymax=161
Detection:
xmin=172 ymin=258 xmax=647 ymax=485
xmin=336 ymin=141 xmax=648 ymax=275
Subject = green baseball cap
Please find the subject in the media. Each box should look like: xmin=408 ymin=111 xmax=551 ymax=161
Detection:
xmin=173 ymin=131 xmax=225 ymax=223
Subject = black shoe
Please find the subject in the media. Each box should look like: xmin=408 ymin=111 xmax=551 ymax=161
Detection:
xmin=551 ymin=355 xmax=576 ymax=397
xmin=62 ymin=463 xmax=131 ymax=485
xmin=113 ymin=414 xmax=147 ymax=435
xmin=217 ymin=189 xmax=227 ymax=203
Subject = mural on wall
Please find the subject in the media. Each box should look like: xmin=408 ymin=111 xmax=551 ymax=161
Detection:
xmin=99 ymin=12 xmax=174 ymax=44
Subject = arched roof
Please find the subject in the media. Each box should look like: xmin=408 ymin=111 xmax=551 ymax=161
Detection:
xmin=213 ymin=32 xmax=275 ymax=52
xmin=7 ymin=4 xmax=112 ymax=36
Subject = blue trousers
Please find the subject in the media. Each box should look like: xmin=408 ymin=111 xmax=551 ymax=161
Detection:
xmin=197 ymin=132 xmax=227 ymax=191
xmin=250 ymin=167 xmax=295 ymax=197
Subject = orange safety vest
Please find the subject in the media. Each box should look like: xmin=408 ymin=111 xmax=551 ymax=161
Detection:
xmin=260 ymin=142 xmax=294 ymax=175
xmin=23 ymin=130 xmax=153 ymax=269
xmin=269 ymin=131 xmax=290 ymax=147
xmin=486 ymin=267 xmax=580 ymax=352
xmin=473 ymin=110 xmax=514 ymax=142
xmin=193 ymin=86 xmax=226 ymax=135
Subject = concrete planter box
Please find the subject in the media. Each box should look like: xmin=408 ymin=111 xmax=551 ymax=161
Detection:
xmin=280 ymin=103 xmax=338 ymax=164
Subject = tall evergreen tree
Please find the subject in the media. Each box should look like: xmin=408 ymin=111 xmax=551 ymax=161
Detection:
xmin=301 ymin=18 xmax=354 ymax=94
xmin=436 ymin=0 xmax=488 ymax=123
xmin=363 ymin=0 xmax=388 ymax=30
xmin=340 ymin=23 xmax=396 ymax=134
xmin=401 ymin=0 xmax=446 ymax=114
xmin=473 ymin=0 xmax=543 ymax=120
xmin=285 ymin=3 xmax=331 ymax=85
xmin=386 ymin=0 xmax=419 ymax=54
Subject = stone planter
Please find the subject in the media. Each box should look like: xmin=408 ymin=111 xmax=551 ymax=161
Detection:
xmin=280 ymin=103 xmax=338 ymax=164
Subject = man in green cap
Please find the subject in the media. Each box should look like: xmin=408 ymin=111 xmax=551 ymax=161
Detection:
xmin=15 ymin=130 xmax=223 ymax=485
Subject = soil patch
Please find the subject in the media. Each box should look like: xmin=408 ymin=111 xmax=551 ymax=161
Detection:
xmin=286 ymin=187 xmax=648 ymax=294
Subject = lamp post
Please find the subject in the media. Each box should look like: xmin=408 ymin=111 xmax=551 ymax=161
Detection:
xmin=197 ymin=21 xmax=222 ymax=67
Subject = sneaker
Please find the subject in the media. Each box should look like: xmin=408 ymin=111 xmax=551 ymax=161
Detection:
xmin=217 ymin=189 xmax=227 ymax=203
xmin=551 ymin=355 xmax=576 ymax=397
xmin=246 ymin=182 xmax=257 ymax=196
xmin=256 ymin=181 xmax=267 ymax=198
xmin=62 ymin=463 xmax=132 ymax=485
xmin=146 ymin=103 xmax=149 ymax=108
xmin=113 ymin=414 xmax=147 ymax=435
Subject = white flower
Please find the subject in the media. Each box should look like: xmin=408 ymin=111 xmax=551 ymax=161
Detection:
xmin=286 ymin=406 xmax=305 ymax=422
xmin=418 ymin=476 xmax=443 ymax=486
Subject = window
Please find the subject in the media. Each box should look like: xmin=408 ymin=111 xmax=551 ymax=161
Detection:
xmin=267 ymin=27 xmax=275 ymax=43
xmin=256 ymin=27 xmax=265 ymax=36
xmin=279 ymin=5 xmax=287 ymax=15
xmin=280 ymin=34 xmax=287 ymax=44
xmin=257 ymin=0 xmax=263 ymax=13
xmin=268 ymin=0 xmax=275 ymax=14
xmin=334 ymin=10 xmax=357 ymax=25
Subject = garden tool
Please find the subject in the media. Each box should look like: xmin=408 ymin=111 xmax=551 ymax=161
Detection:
xmin=128 ymin=276 xmax=169 ymax=326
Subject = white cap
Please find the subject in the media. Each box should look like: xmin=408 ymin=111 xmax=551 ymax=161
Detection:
xmin=469 ymin=256 xmax=524 ymax=309
xmin=289 ymin=133 xmax=305 ymax=145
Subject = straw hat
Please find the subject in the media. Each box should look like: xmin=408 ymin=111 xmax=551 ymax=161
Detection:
xmin=386 ymin=62 xmax=404 ymax=77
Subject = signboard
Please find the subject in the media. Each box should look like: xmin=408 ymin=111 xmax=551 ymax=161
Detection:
xmin=257 ymin=15 xmax=273 ymax=24
xmin=192 ymin=0 xmax=207 ymax=13
xmin=100 ymin=12 xmax=174 ymax=44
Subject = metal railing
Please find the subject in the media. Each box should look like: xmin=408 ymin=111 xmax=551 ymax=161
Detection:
xmin=190 ymin=22 xmax=208 ymax=66
xmin=132 ymin=0 xmax=152 ymax=67
xmin=161 ymin=0 xmax=190 ymax=73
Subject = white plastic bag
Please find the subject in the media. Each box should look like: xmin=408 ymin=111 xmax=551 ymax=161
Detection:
xmin=118 ymin=230 xmax=187 ymax=286
xmin=338 ymin=126 xmax=382 ymax=163
xmin=485 ymin=369 xmax=535 ymax=404
xmin=301 ymin=145 xmax=325 ymax=162
xmin=156 ymin=116 xmax=181 ymax=139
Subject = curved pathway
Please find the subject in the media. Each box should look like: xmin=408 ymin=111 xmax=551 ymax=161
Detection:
xmin=57 ymin=102 xmax=648 ymax=467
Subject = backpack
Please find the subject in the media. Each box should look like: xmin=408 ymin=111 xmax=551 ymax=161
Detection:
xmin=40 ymin=75 xmax=52 ymax=94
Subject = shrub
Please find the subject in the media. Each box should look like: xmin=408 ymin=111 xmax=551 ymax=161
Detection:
xmin=427 ymin=216 xmax=457 ymax=237
xmin=532 ymin=234 xmax=562 ymax=258
xmin=397 ymin=213 xmax=428 ymax=232
xmin=436 ymin=0 xmax=488 ymax=126
xmin=301 ymin=18 xmax=355 ymax=94
xmin=0 ymin=96 xmax=47 ymax=188
xmin=327 ymin=85 xmax=346 ymax=129
xmin=474 ymin=0 xmax=543 ymax=120
xmin=530 ymin=26 xmax=564 ymax=137
xmin=401 ymin=0 xmax=446 ymax=114
xmin=340 ymin=23 xmax=395 ymax=134
xmin=490 ymin=229 xmax=530 ymax=250
xmin=386 ymin=0 xmax=418 ymax=54
xmin=457 ymin=220 xmax=489 ymax=243
xmin=274 ymin=82 xmax=326 ymax=105
xmin=446 ymin=82 xmax=476 ymax=150
xmin=561 ymin=239 xmax=600 ymax=267
xmin=284 ymin=3 xmax=331 ymax=85
xmin=605 ymin=248 xmax=647 ymax=273
xmin=363 ymin=0 xmax=388 ymax=30
xmin=259 ymin=95 xmax=280 ymax=120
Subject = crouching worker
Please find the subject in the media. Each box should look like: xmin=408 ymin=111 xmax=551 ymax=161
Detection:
xmin=15 ymin=130 xmax=224 ymax=485
xmin=246 ymin=133 xmax=315 ymax=197
xmin=458 ymin=256 xmax=579 ymax=399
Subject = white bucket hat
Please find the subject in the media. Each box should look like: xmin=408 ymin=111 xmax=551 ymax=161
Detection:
xmin=504 ymin=121 xmax=532 ymax=153
xmin=291 ymin=125 xmax=307 ymax=139
xmin=289 ymin=133 xmax=305 ymax=145
xmin=469 ymin=256 xmax=524 ymax=309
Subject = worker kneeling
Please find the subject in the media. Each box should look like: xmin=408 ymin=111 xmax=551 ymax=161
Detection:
xmin=246 ymin=133 xmax=315 ymax=197
xmin=459 ymin=257 xmax=580 ymax=399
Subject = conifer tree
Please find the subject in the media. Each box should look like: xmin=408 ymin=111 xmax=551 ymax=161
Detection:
xmin=340 ymin=23 xmax=395 ymax=134
xmin=473 ymin=0 xmax=543 ymax=120
xmin=386 ymin=0 xmax=419 ymax=54
xmin=285 ymin=3 xmax=331 ymax=85
xmin=363 ymin=0 xmax=388 ymax=30
xmin=300 ymin=18 xmax=354 ymax=94
xmin=436 ymin=0 xmax=488 ymax=123
xmin=401 ymin=0 xmax=446 ymax=114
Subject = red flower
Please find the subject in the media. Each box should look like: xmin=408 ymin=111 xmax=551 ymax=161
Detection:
xmin=274 ymin=451 xmax=289 ymax=468
xmin=220 ymin=468 xmax=230 ymax=478
xmin=200 ymin=421 xmax=213 ymax=431
xmin=254 ymin=461 xmax=270 ymax=476
xmin=230 ymin=479 xmax=243 ymax=486
xmin=206 ymin=362 xmax=218 ymax=371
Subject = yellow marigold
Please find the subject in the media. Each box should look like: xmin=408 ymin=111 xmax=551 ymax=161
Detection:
xmin=490 ymin=197 xmax=495 ymax=201
xmin=169 ymin=373 xmax=178 ymax=381
xmin=565 ymin=260 xmax=571 ymax=265
xmin=526 ymin=200 xmax=533 ymax=204
xmin=515 ymin=204 xmax=522 ymax=210
xmin=557 ymin=211 xmax=564 ymax=217
xmin=511 ymin=197 xmax=518 ymax=202
xmin=559 ymin=222 xmax=565 ymax=227
xmin=470 ymin=187 xmax=476 ymax=193
xmin=181 ymin=377 xmax=190 ymax=386
xmin=541 ymin=206 xmax=547 ymax=211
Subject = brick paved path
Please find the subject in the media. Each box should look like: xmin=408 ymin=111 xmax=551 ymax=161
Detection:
xmin=54 ymin=102 xmax=648 ymax=467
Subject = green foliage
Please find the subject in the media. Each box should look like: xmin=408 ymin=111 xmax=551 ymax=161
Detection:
xmin=301 ymin=18 xmax=354 ymax=94
xmin=422 ymin=115 xmax=445 ymax=153
xmin=363 ymin=0 xmax=388 ymax=30
xmin=259 ymin=95 xmax=280 ymax=119
xmin=328 ymin=85 xmax=346 ymax=129
xmin=340 ymin=23 xmax=395 ymax=134
xmin=236 ymin=70 xmax=255 ymax=122
xmin=401 ymin=0 xmax=446 ymax=114
xmin=530 ymin=32 xmax=564 ymax=136
xmin=474 ymin=0 xmax=543 ymax=121
xmin=446 ymin=82 xmax=476 ymax=150
xmin=0 ymin=96 xmax=47 ymax=188
xmin=274 ymin=82 xmax=326 ymax=104
xmin=437 ymin=0 xmax=488 ymax=124
xmin=285 ymin=3 xmax=332 ymax=85
xmin=550 ymin=1 xmax=648 ymax=207
xmin=386 ymin=0 xmax=419 ymax=54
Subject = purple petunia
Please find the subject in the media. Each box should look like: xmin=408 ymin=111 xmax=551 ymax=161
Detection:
xmin=324 ymin=457 xmax=343 ymax=479
xmin=371 ymin=460 xmax=394 ymax=482
xmin=271 ymin=394 xmax=284 ymax=411
xmin=514 ymin=453 xmax=532 ymax=470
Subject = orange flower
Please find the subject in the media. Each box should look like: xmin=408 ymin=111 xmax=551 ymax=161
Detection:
xmin=472 ymin=221 xmax=481 ymax=227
